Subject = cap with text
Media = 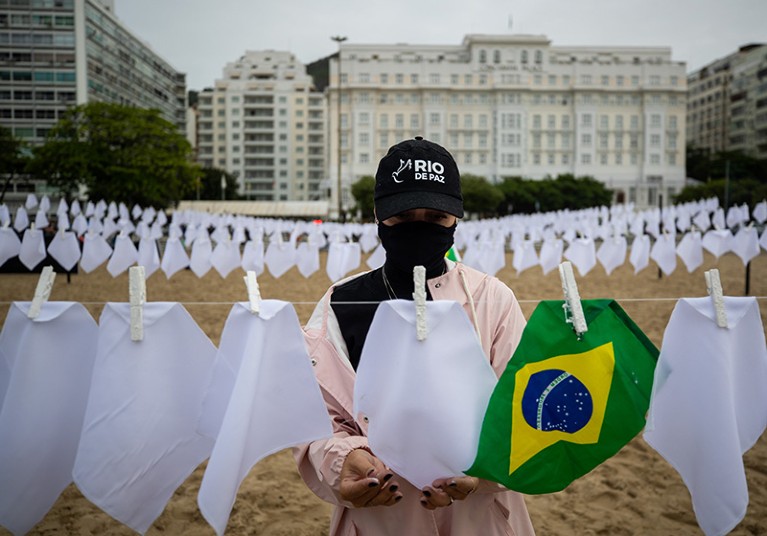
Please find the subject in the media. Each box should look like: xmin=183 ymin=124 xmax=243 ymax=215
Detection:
xmin=374 ymin=137 xmax=463 ymax=221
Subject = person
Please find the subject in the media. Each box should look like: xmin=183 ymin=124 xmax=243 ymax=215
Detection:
xmin=294 ymin=137 xmax=535 ymax=535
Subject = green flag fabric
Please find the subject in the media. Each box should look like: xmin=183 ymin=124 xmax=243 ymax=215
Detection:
xmin=466 ymin=299 xmax=658 ymax=494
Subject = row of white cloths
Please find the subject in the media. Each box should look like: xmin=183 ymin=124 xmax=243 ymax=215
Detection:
xmin=0 ymin=227 xmax=373 ymax=283
xmin=0 ymin=300 xmax=331 ymax=536
xmin=644 ymin=296 xmax=767 ymax=536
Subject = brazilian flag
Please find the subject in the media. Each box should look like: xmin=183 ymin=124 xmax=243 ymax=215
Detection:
xmin=445 ymin=245 xmax=461 ymax=262
xmin=466 ymin=299 xmax=658 ymax=494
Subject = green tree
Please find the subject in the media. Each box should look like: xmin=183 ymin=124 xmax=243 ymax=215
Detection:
xmin=0 ymin=126 xmax=29 ymax=203
xmin=191 ymin=167 xmax=241 ymax=200
xmin=460 ymin=174 xmax=504 ymax=217
xmin=351 ymin=175 xmax=376 ymax=220
xmin=497 ymin=174 xmax=612 ymax=214
xmin=29 ymin=102 xmax=199 ymax=208
xmin=674 ymin=178 xmax=767 ymax=209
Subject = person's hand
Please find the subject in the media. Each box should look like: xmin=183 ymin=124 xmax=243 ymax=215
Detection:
xmin=339 ymin=448 xmax=403 ymax=508
xmin=420 ymin=476 xmax=478 ymax=510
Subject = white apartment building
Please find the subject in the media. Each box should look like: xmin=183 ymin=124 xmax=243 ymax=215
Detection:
xmin=329 ymin=34 xmax=687 ymax=212
xmin=687 ymin=43 xmax=767 ymax=159
xmin=196 ymin=51 xmax=326 ymax=201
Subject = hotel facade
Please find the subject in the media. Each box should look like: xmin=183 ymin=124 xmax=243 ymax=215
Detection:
xmin=327 ymin=34 xmax=687 ymax=213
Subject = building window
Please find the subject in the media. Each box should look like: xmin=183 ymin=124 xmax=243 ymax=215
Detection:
xmin=479 ymin=49 xmax=487 ymax=63
xmin=429 ymin=113 xmax=440 ymax=126
xmin=581 ymin=154 xmax=591 ymax=164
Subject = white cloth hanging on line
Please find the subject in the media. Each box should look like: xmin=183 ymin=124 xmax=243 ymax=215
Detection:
xmin=197 ymin=301 xmax=332 ymax=536
xmin=73 ymin=302 xmax=217 ymax=534
xmin=354 ymin=300 xmax=498 ymax=490
xmin=644 ymin=297 xmax=767 ymax=536
xmin=47 ymin=230 xmax=81 ymax=272
xmin=0 ymin=302 xmax=98 ymax=536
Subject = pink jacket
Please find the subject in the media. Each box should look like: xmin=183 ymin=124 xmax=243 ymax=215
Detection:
xmin=294 ymin=262 xmax=536 ymax=536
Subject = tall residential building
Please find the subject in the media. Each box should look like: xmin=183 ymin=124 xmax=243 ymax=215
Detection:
xmin=0 ymin=0 xmax=186 ymax=197
xmin=328 ymin=34 xmax=687 ymax=212
xmin=196 ymin=50 xmax=326 ymax=201
xmin=687 ymin=43 xmax=767 ymax=159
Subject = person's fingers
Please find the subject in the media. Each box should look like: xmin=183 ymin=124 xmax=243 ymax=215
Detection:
xmin=340 ymin=469 xmax=381 ymax=505
xmin=433 ymin=476 xmax=478 ymax=501
xmin=364 ymin=479 xmax=403 ymax=507
xmin=419 ymin=486 xmax=453 ymax=509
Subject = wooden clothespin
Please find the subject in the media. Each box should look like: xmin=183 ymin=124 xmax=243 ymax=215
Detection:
xmin=559 ymin=261 xmax=588 ymax=337
xmin=243 ymin=270 xmax=261 ymax=315
xmin=413 ymin=265 xmax=427 ymax=341
xmin=28 ymin=265 xmax=55 ymax=319
xmin=704 ymin=268 xmax=728 ymax=328
xmin=129 ymin=265 xmax=146 ymax=341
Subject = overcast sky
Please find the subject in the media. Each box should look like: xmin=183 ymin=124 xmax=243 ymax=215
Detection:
xmin=115 ymin=0 xmax=766 ymax=91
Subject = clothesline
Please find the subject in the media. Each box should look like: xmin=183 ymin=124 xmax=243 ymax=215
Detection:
xmin=3 ymin=297 xmax=767 ymax=306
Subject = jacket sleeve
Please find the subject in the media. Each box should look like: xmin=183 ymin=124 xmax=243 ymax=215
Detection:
xmin=293 ymin=318 xmax=371 ymax=507
xmin=474 ymin=276 xmax=528 ymax=495
xmin=487 ymin=279 xmax=527 ymax=378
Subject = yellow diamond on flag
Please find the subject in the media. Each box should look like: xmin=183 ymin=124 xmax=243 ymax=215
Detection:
xmin=509 ymin=342 xmax=615 ymax=475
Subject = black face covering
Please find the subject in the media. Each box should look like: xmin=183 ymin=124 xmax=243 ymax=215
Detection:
xmin=378 ymin=221 xmax=456 ymax=282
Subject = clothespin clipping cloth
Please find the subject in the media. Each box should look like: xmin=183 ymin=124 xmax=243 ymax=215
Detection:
xmin=559 ymin=261 xmax=588 ymax=337
xmin=413 ymin=265 xmax=427 ymax=341
xmin=129 ymin=266 xmax=146 ymax=341
xmin=244 ymin=270 xmax=261 ymax=315
xmin=28 ymin=265 xmax=56 ymax=320
xmin=704 ymin=268 xmax=728 ymax=328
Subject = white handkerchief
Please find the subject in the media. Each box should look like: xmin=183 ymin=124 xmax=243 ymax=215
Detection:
xmin=359 ymin=230 xmax=379 ymax=253
xmin=564 ymin=237 xmax=596 ymax=276
xmin=106 ymin=233 xmax=138 ymax=277
xmin=761 ymin=229 xmax=767 ymax=253
xmin=354 ymin=300 xmax=497 ymax=489
xmin=629 ymin=234 xmax=651 ymax=274
xmin=650 ymin=234 xmax=677 ymax=276
xmin=70 ymin=199 xmax=81 ymax=217
xmin=160 ymin=236 xmax=190 ymax=279
xmin=80 ymin=233 xmax=113 ymax=273
xmin=24 ymin=194 xmax=38 ymax=210
xmin=197 ymin=302 xmax=331 ymax=536
xmin=326 ymin=242 xmax=361 ymax=282
xmin=190 ymin=234 xmax=213 ymax=278
xmin=295 ymin=242 xmax=320 ymax=278
xmin=753 ymin=200 xmax=767 ymax=224
xmin=644 ymin=297 xmax=767 ymax=536
xmin=365 ymin=242 xmax=386 ymax=270
xmin=478 ymin=240 xmax=505 ymax=277
xmin=512 ymin=240 xmax=539 ymax=275
xmin=72 ymin=214 xmax=88 ymax=236
xmin=732 ymin=226 xmax=760 ymax=266
xmin=539 ymin=238 xmax=563 ymax=275
xmin=0 ymin=205 xmax=10 ymax=227
xmin=0 ymin=302 xmax=98 ymax=536
xmin=692 ymin=210 xmax=711 ymax=233
xmin=137 ymin=237 xmax=161 ymax=278
xmin=34 ymin=210 xmax=48 ymax=229
xmin=19 ymin=228 xmax=46 ymax=270
xmin=596 ymin=236 xmax=627 ymax=276
xmin=47 ymin=230 xmax=81 ymax=272
xmin=13 ymin=207 xmax=29 ymax=233
xmin=241 ymin=240 xmax=265 ymax=276
xmin=264 ymin=241 xmax=296 ymax=279
xmin=73 ymin=303 xmax=217 ymax=534
xmin=676 ymin=231 xmax=703 ymax=273
xmin=0 ymin=228 xmax=21 ymax=268
xmin=211 ymin=240 xmax=242 ymax=278
xmin=702 ymin=229 xmax=733 ymax=259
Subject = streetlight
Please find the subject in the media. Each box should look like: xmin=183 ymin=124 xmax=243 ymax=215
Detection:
xmin=331 ymin=35 xmax=347 ymax=221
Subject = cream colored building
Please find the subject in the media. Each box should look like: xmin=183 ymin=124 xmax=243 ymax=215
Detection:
xmin=329 ymin=34 xmax=687 ymax=212
xmin=196 ymin=51 xmax=326 ymax=201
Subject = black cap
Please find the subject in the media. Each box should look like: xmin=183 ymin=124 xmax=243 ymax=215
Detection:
xmin=374 ymin=137 xmax=463 ymax=221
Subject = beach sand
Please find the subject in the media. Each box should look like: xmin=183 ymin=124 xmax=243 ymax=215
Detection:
xmin=0 ymin=250 xmax=765 ymax=535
